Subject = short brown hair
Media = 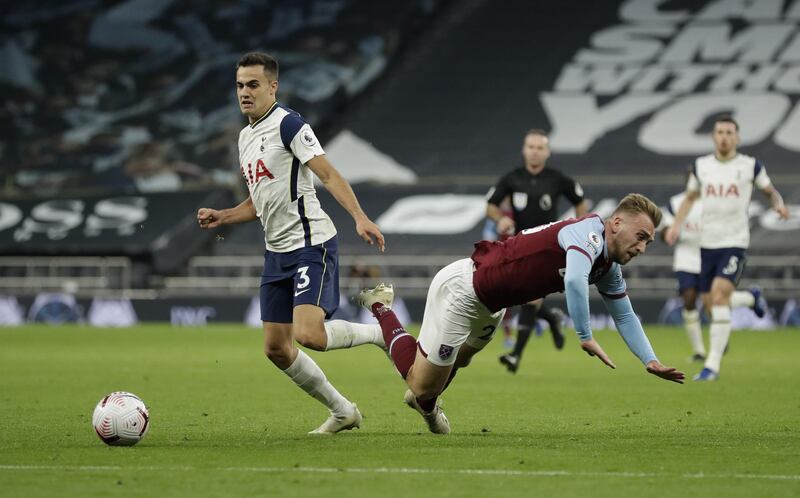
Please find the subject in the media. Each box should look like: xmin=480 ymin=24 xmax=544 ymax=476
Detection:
xmin=613 ymin=193 xmax=662 ymax=227
xmin=237 ymin=52 xmax=279 ymax=80
xmin=714 ymin=114 xmax=739 ymax=131
xmin=525 ymin=128 xmax=549 ymax=139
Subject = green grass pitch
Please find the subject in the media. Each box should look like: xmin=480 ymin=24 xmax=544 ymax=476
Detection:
xmin=1 ymin=324 xmax=798 ymax=497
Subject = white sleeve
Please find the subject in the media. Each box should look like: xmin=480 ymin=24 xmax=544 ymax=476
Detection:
xmin=754 ymin=159 xmax=772 ymax=190
xmin=290 ymin=124 xmax=325 ymax=164
xmin=686 ymin=163 xmax=700 ymax=193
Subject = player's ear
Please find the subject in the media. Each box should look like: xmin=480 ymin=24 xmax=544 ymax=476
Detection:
xmin=610 ymin=214 xmax=623 ymax=233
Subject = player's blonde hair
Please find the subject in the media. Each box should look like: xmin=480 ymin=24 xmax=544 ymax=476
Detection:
xmin=613 ymin=193 xmax=662 ymax=227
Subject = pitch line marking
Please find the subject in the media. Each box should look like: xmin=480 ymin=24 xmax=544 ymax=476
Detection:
xmin=0 ymin=465 xmax=798 ymax=481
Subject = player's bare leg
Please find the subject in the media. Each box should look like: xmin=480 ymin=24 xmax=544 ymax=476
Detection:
xmin=359 ymin=285 xmax=452 ymax=434
xmin=264 ymin=314 xmax=361 ymax=434
xmin=681 ymin=287 xmax=705 ymax=361
xmin=403 ymin=344 xmax=480 ymax=434
xmin=292 ymin=304 xmax=329 ymax=351
xmin=292 ymin=303 xmax=384 ymax=352
xmin=696 ymin=278 xmax=734 ymax=381
xmin=405 ymin=350 xmax=451 ymax=401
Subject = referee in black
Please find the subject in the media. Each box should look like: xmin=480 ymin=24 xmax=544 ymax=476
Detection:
xmin=486 ymin=128 xmax=588 ymax=373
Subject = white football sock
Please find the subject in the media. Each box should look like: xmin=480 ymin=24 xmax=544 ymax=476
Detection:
xmin=705 ymin=305 xmax=731 ymax=373
xmin=324 ymin=319 xmax=384 ymax=350
xmin=283 ymin=350 xmax=351 ymax=416
xmin=682 ymin=309 xmax=705 ymax=356
xmin=730 ymin=290 xmax=754 ymax=309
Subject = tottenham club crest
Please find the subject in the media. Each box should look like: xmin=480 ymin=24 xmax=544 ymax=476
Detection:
xmin=438 ymin=344 xmax=454 ymax=361
xmin=300 ymin=129 xmax=317 ymax=147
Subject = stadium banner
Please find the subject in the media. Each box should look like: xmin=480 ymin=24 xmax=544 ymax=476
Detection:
xmin=539 ymin=0 xmax=800 ymax=176
xmin=348 ymin=0 xmax=800 ymax=178
xmin=2 ymin=293 xmax=795 ymax=328
xmin=0 ymin=189 xmax=233 ymax=271
xmin=318 ymin=184 xmax=800 ymax=256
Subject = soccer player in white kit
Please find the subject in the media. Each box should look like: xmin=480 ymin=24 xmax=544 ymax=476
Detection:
xmin=197 ymin=52 xmax=386 ymax=433
xmin=665 ymin=116 xmax=789 ymax=381
xmin=661 ymin=192 xmax=767 ymax=362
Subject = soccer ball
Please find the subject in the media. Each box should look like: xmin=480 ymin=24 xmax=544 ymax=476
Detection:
xmin=92 ymin=392 xmax=150 ymax=446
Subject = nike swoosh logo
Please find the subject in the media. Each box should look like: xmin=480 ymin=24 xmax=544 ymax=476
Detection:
xmin=294 ymin=289 xmax=311 ymax=297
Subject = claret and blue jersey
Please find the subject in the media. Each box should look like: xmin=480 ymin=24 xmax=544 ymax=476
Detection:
xmin=471 ymin=215 xmax=657 ymax=365
xmin=471 ymin=215 xmax=619 ymax=311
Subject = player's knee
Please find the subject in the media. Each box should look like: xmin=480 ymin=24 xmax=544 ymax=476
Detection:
xmin=264 ymin=343 xmax=293 ymax=366
xmin=410 ymin=384 xmax=440 ymax=401
xmin=407 ymin=377 xmax=442 ymax=400
xmin=294 ymin=325 xmax=326 ymax=351
xmin=711 ymin=293 xmax=730 ymax=307
xmin=682 ymin=291 xmax=697 ymax=309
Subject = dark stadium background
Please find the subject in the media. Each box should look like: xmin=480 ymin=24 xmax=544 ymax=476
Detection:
xmin=2 ymin=0 xmax=799 ymax=327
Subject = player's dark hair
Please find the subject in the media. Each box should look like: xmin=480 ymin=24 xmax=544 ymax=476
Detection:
xmin=613 ymin=193 xmax=662 ymax=227
xmin=714 ymin=115 xmax=739 ymax=131
xmin=237 ymin=52 xmax=279 ymax=80
xmin=525 ymin=128 xmax=549 ymax=139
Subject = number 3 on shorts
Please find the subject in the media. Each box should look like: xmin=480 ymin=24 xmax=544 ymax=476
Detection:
xmin=296 ymin=266 xmax=310 ymax=290
xmin=722 ymin=256 xmax=738 ymax=275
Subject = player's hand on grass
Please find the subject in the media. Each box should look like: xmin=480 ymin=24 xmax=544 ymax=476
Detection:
xmin=580 ymin=338 xmax=616 ymax=369
xmin=356 ymin=217 xmax=385 ymax=252
xmin=664 ymin=225 xmax=680 ymax=246
xmin=197 ymin=208 xmax=222 ymax=229
xmin=646 ymin=360 xmax=685 ymax=384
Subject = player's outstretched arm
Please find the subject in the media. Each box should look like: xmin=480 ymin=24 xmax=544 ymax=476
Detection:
xmin=601 ymin=293 xmax=685 ymax=384
xmin=665 ymin=190 xmax=698 ymax=245
xmin=197 ymin=196 xmax=257 ymax=229
xmin=761 ymin=184 xmax=789 ymax=220
xmin=564 ymin=250 xmax=616 ymax=369
xmin=306 ymin=155 xmax=385 ymax=252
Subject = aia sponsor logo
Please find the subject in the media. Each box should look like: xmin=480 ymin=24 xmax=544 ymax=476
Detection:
xmin=705 ymin=184 xmax=740 ymax=198
xmin=241 ymin=159 xmax=275 ymax=186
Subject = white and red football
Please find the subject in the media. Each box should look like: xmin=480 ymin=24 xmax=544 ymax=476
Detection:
xmin=92 ymin=392 xmax=150 ymax=446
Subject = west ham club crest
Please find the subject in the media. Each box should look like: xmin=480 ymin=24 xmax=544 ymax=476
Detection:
xmin=438 ymin=344 xmax=454 ymax=361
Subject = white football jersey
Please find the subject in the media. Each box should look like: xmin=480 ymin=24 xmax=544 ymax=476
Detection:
xmin=686 ymin=153 xmax=771 ymax=249
xmin=238 ymin=103 xmax=337 ymax=252
xmin=662 ymin=193 xmax=702 ymax=273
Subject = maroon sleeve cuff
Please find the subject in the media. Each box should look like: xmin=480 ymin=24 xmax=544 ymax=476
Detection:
xmin=599 ymin=291 xmax=628 ymax=300
xmin=566 ymin=245 xmax=592 ymax=262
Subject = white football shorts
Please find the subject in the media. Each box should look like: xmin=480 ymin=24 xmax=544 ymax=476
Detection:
xmin=417 ymin=258 xmax=506 ymax=367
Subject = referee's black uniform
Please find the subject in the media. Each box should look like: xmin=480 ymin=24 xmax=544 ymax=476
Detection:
xmin=487 ymin=166 xmax=584 ymax=231
xmin=488 ymin=165 xmax=585 ymax=372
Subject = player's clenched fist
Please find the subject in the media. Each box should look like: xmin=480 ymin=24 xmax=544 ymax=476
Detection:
xmin=197 ymin=208 xmax=222 ymax=229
